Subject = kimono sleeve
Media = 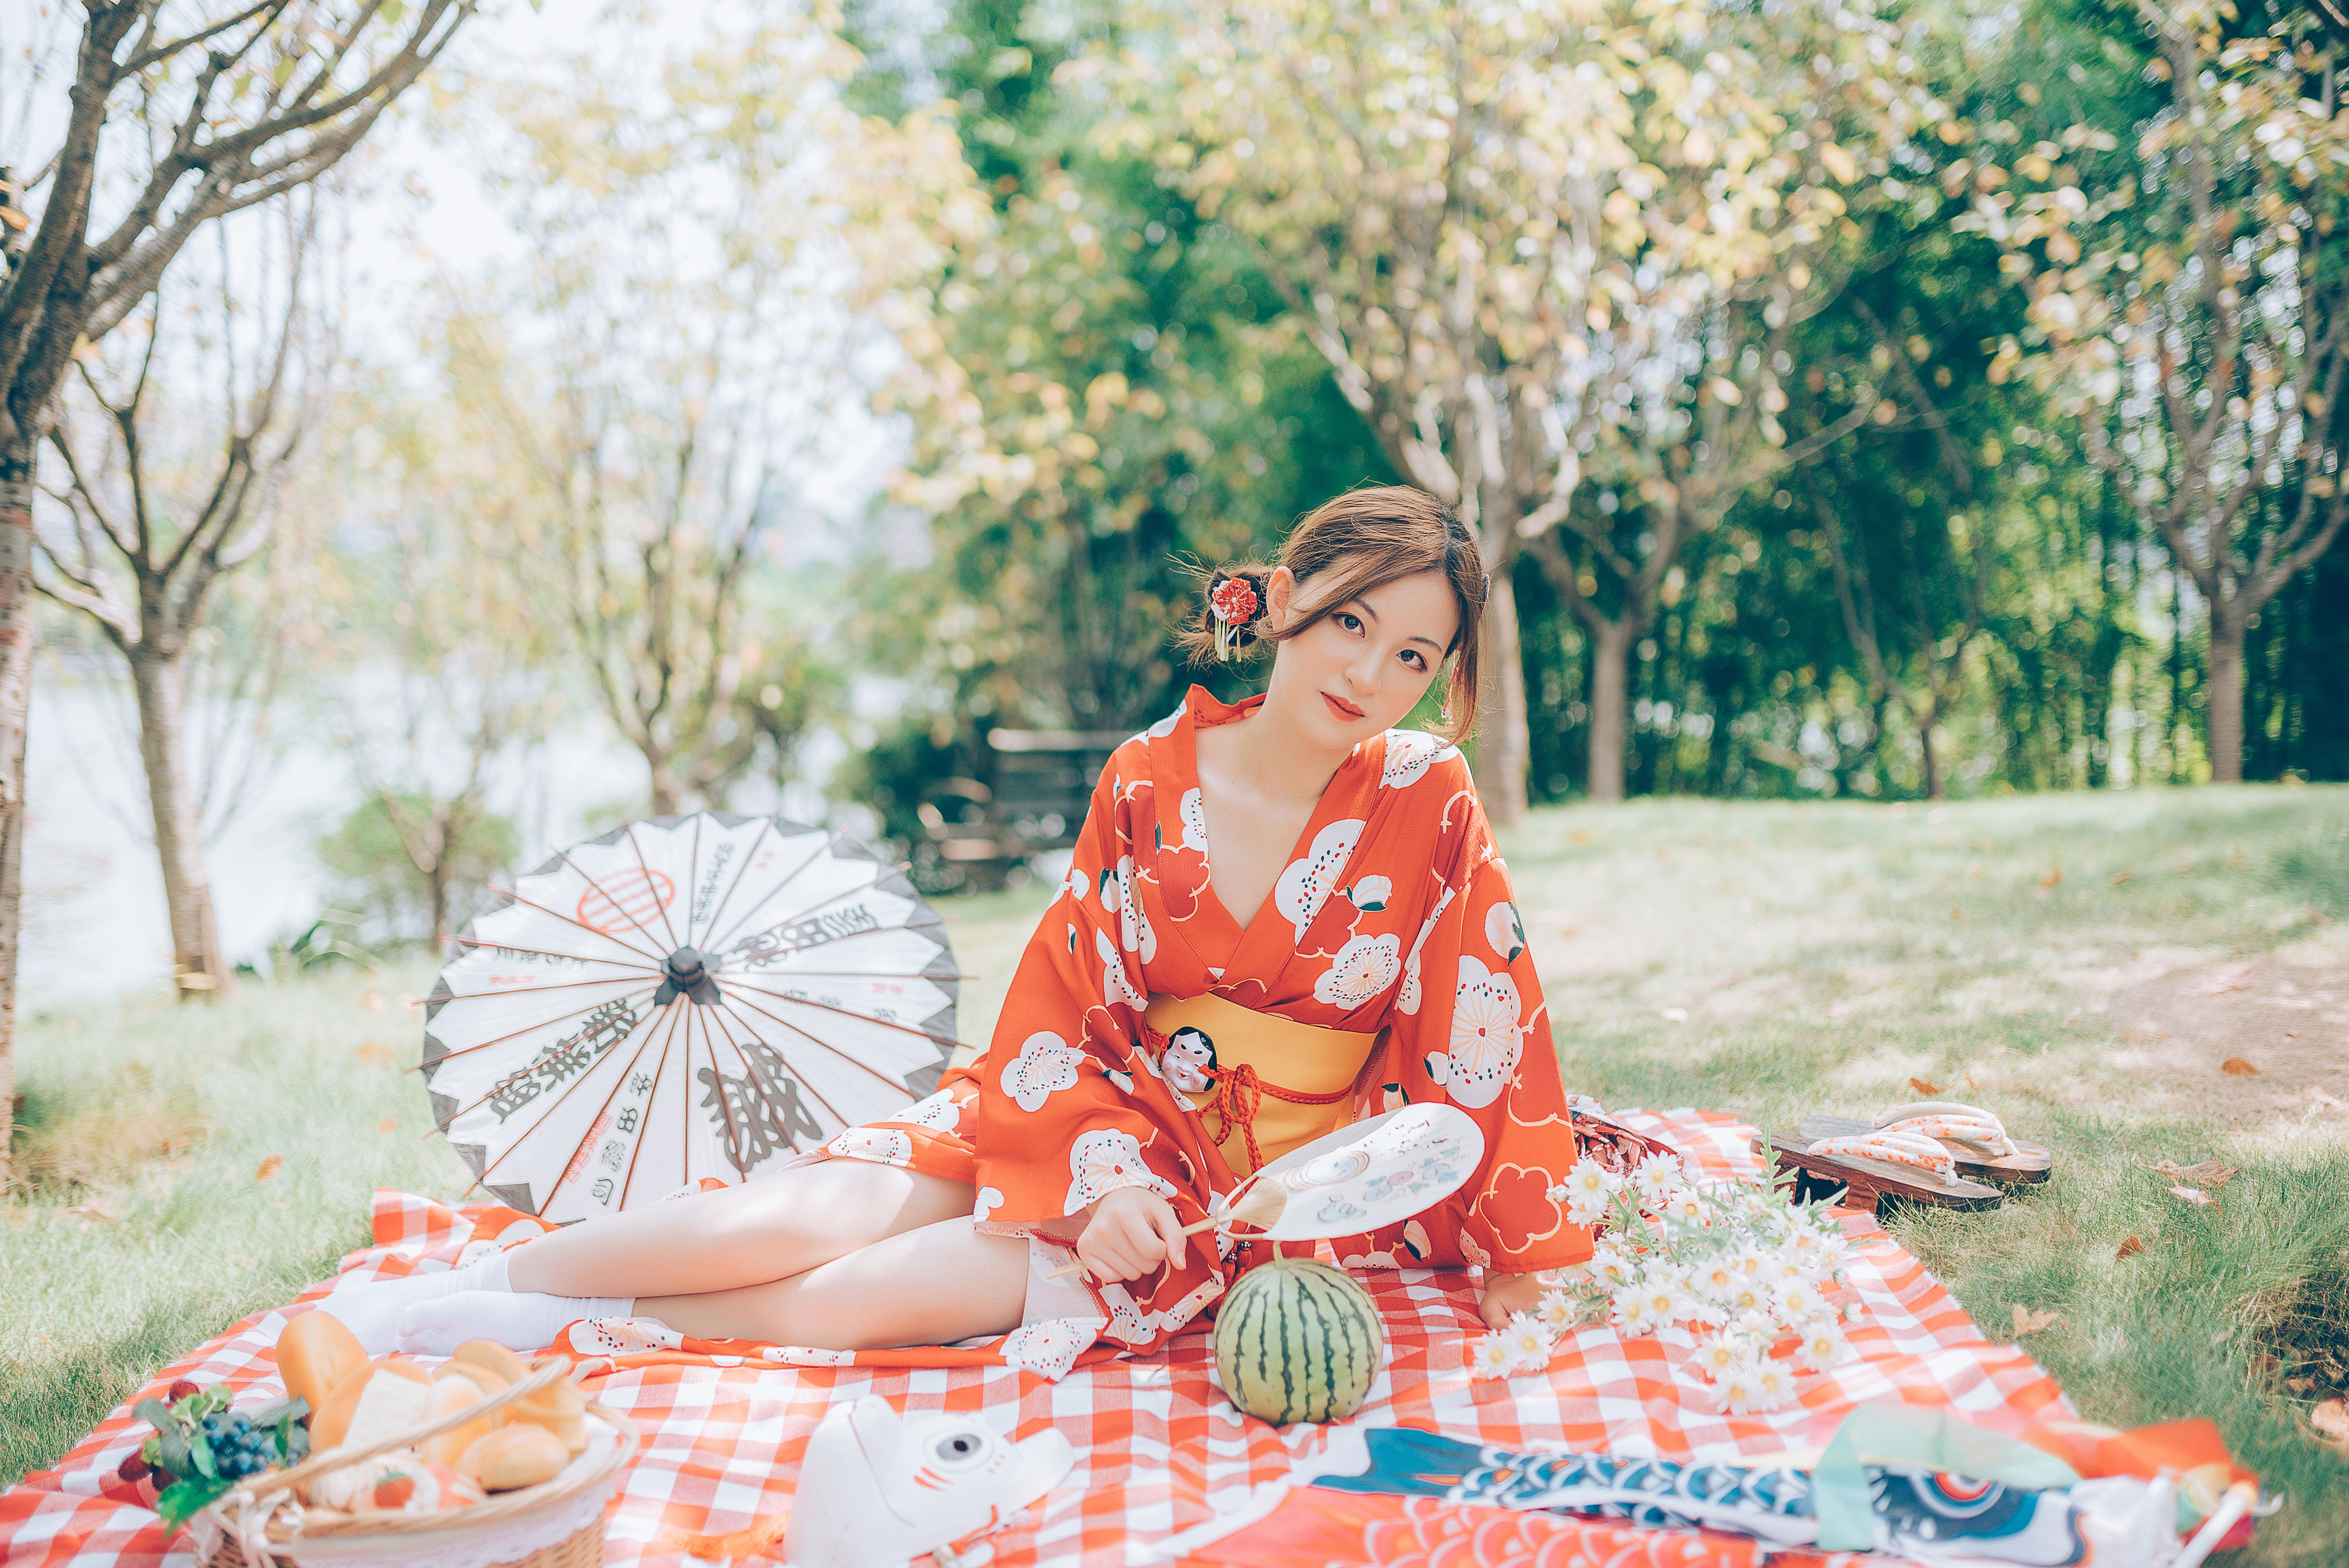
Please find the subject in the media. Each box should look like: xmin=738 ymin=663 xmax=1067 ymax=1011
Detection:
xmin=968 ymin=757 xmax=1194 ymax=1232
xmin=1381 ymin=768 xmax=1592 ymax=1274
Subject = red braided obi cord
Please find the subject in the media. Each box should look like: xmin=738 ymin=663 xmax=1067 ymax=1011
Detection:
xmin=1144 ymin=992 xmax=1380 ymax=1176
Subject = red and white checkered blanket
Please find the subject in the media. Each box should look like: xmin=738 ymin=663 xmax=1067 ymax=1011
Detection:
xmin=0 ymin=1110 xmax=2070 ymax=1568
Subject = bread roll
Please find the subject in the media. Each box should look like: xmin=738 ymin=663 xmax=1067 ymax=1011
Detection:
xmin=458 ymin=1425 xmax=569 ymax=1491
xmin=420 ymin=1375 xmax=494 ymax=1469
xmin=278 ymin=1312 xmax=367 ymax=1416
xmin=450 ymin=1340 xmax=531 ymax=1389
xmin=502 ymin=1358 xmax=588 ymax=1454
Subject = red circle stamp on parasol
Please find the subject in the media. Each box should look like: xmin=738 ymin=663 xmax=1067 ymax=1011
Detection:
xmin=576 ymin=866 xmax=677 ymax=934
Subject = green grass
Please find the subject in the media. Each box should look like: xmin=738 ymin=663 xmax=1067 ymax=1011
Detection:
xmin=6 ymin=787 xmax=2347 ymax=1562
xmin=1 ymin=965 xmax=469 ymax=1486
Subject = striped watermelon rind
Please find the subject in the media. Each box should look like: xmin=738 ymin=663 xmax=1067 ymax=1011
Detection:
xmin=1212 ymin=1256 xmax=1384 ymax=1425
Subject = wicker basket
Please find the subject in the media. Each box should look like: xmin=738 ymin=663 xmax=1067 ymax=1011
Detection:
xmin=192 ymin=1360 xmax=638 ymax=1568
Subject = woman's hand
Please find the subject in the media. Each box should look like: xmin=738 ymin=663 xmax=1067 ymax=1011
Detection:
xmin=1077 ymin=1186 xmax=1188 ymax=1283
xmin=1478 ymin=1271 xmax=1545 ymax=1329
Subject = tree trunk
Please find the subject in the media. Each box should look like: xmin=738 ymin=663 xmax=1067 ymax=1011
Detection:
xmin=1586 ymin=618 xmax=1634 ymax=804
xmin=645 ymin=749 xmax=682 ymax=818
xmin=0 ymin=435 xmax=32 ymax=1181
xmin=1471 ymin=571 xmax=1530 ymax=825
xmin=429 ymin=853 xmax=451 ymax=952
xmin=2206 ymin=611 xmax=2246 ymax=784
xmin=1916 ymin=706 xmax=1945 ymax=801
xmin=129 ymin=650 xmax=234 ymax=1000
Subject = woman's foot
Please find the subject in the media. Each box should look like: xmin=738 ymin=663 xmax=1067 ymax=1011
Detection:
xmin=395 ymin=1289 xmax=635 ymax=1355
xmin=314 ymin=1252 xmax=514 ymax=1353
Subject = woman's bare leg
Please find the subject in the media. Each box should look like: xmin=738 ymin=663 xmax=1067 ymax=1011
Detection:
xmin=507 ymin=1160 xmax=975 ymax=1298
xmin=636 ymin=1216 xmax=1030 ymax=1349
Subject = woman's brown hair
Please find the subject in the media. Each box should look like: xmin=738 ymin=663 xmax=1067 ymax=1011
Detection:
xmin=1176 ymin=485 xmax=1488 ymax=742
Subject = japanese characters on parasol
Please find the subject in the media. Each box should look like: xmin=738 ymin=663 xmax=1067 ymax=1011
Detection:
xmin=421 ymin=812 xmax=961 ymax=1221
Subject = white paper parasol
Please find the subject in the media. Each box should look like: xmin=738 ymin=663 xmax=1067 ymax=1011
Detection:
xmin=421 ymin=812 xmax=961 ymax=1221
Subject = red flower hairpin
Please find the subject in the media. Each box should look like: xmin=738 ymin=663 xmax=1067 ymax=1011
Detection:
xmin=1209 ymin=574 xmax=1263 ymax=661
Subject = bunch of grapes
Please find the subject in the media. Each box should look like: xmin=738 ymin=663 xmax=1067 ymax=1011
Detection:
xmin=198 ymin=1412 xmax=276 ymax=1480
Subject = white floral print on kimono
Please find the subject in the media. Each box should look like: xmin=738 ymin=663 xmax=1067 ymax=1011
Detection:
xmin=1004 ymin=1031 xmax=1086 ymax=1113
xmin=1314 ymin=932 xmax=1403 ymax=1007
xmin=824 ymin=1127 xmax=914 ymax=1165
xmin=1063 ymin=1127 xmax=1177 ymax=1214
xmin=1428 ymin=953 xmax=1524 ymax=1109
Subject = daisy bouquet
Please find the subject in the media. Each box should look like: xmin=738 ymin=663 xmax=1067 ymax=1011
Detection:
xmin=1468 ymin=1143 xmax=1855 ymax=1413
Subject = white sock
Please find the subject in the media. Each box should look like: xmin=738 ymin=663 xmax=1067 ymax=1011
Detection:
xmin=394 ymin=1289 xmax=634 ymax=1355
xmin=314 ymin=1252 xmax=515 ymax=1354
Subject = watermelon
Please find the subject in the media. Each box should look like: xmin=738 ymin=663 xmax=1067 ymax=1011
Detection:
xmin=1212 ymin=1256 xmax=1384 ymax=1425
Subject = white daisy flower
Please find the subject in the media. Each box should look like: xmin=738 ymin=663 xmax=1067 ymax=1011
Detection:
xmin=1658 ymin=1188 xmax=1709 ymax=1226
xmin=1557 ymin=1159 xmax=1621 ymax=1225
xmin=1773 ymin=1278 xmax=1823 ymax=1322
xmin=1724 ymin=1281 xmax=1768 ymax=1315
xmin=1691 ymin=1332 xmax=1747 ymax=1378
xmin=1688 ymin=1252 xmax=1741 ymax=1301
xmin=1504 ymin=1312 xmax=1557 ymax=1371
xmin=1537 ymin=1290 xmax=1585 ymax=1333
xmin=1793 ymin=1326 xmax=1848 ymax=1372
xmin=1587 ymin=1240 xmax=1638 ymax=1288
xmin=1634 ymin=1268 xmax=1691 ymax=1327
xmin=1471 ymin=1334 xmax=1518 ymax=1379
xmin=1610 ymin=1289 xmax=1653 ymax=1335
xmin=1631 ymin=1155 xmax=1686 ymax=1206
xmin=1713 ymin=1366 xmax=1759 ymax=1415
xmin=1750 ymin=1360 xmax=1798 ymax=1409
xmin=1728 ymin=1246 xmax=1771 ymax=1281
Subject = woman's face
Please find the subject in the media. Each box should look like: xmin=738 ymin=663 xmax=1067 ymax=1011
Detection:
xmin=1263 ymin=567 xmax=1460 ymax=748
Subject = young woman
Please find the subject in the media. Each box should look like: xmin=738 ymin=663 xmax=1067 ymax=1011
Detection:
xmin=323 ymin=487 xmax=1649 ymax=1368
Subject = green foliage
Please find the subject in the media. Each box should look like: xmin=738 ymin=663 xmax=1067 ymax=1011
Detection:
xmin=846 ymin=0 xmax=1393 ymax=750
xmin=837 ymin=0 xmax=2349 ymax=810
xmin=315 ymin=794 xmax=518 ymax=945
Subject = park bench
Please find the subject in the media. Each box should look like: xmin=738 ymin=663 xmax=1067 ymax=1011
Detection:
xmin=915 ymin=728 xmax=1129 ymax=888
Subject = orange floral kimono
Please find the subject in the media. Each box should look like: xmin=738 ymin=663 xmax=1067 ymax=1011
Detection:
xmin=809 ymin=685 xmax=1644 ymax=1379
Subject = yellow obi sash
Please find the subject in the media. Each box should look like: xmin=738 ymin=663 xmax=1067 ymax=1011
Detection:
xmin=1145 ymin=992 xmax=1380 ymax=1175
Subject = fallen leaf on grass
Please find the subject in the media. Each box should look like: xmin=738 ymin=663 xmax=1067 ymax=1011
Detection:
xmin=2168 ymin=1184 xmax=2221 ymax=1209
xmin=2309 ymin=1087 xmax=2346 ymax=1110
xmin=67 ymin=1201 xmax=121 ymax=1224
xmin=2221 ymin=1057 xmax=2262 ymax=1077
xmin=2289 ymin=1377 xmax=2315 ymax=1393
xmin=255 ymin=1155 xmax=283 ymax=1181
xmin=2012 ymin=1304 xmax=2061 ymax=1337
xmin=1660 ymin=1007 xmax=1689 ymax=1023
xmin=1909 ymin=1077 xmax=1943 ymax=1096
xmin=1829 ymin=1002 xmax=1852 ymax=1019
xmin=1949 ymin=907 xmax=1964 ymax=920
xmin=2315 ymin=1401 xmax=2349 ymax=1456
xmin=378 ymin=1116 xmax=399 ymax=1132
xmin=2109 ymin=871 xmax=2133 ymax=885
xmin=354 ymin=1042 xmax=397 ymax=1066
xmin=2117 ymin=1236 xmax=2145 ymax=1259
xmin=2150 ymin=1159 xmax=2237 ymax=1189
xmin=2039 ymin=868 xmax=2063 ymax=889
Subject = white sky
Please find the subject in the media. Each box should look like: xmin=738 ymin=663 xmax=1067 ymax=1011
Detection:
xmin=10 ymin=0 xmax=936 ymax=1004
